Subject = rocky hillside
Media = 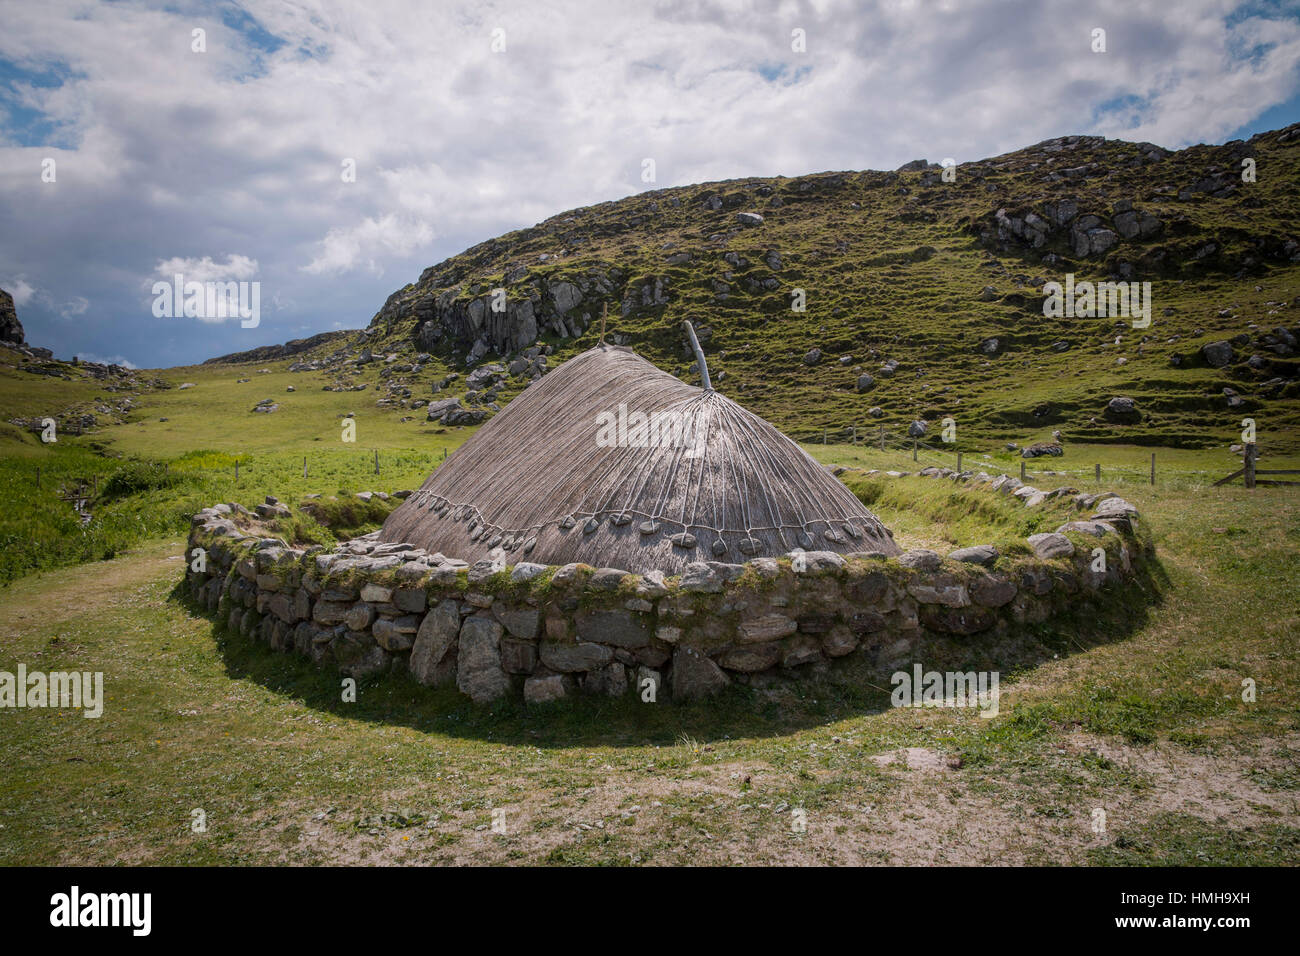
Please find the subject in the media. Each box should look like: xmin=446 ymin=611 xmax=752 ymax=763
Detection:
xmin=268 ymin=127 xmax=1300 ymax=452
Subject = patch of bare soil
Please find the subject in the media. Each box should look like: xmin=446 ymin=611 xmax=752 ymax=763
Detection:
xmin=241 ymin=734 xmax=1300 ymax=866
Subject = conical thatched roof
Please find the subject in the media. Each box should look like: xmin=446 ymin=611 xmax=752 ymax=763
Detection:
xmin=379 ymin=344 xmax=899 ymax=573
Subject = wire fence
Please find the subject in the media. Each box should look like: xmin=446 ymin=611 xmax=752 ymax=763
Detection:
xmin=798 ymin=423 xmax=1169 ymax=488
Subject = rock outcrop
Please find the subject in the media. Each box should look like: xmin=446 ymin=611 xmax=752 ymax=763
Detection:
xmin=0 ymin=288 xmax=25 ymax=346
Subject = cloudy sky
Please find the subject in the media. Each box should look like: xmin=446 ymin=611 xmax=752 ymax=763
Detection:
xmin=2 ymin=0 xmax=1299 ymax=369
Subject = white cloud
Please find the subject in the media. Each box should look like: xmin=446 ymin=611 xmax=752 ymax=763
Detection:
xmin=2 ymin=277 xmax=37 ymax=307
xmin=59 ymin=295 xmax=89 ymax=318
xmin=153 ymin=255 xmax=260 ymax=283
xmin=302 ymin=214 xmax=435 ymax=276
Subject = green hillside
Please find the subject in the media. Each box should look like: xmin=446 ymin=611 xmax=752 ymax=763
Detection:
xmin=356 ymin=124 xmax=1300 ymax=454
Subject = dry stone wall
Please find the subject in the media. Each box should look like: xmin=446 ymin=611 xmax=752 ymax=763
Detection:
xmin=184 ymin=471 xmax=1152 ymax=705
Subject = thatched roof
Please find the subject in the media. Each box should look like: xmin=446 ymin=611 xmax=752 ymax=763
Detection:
xmin=378 ymin=344 xmax=899 ymax=573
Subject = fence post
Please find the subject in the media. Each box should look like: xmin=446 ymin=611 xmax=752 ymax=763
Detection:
xmin=912 ymin=440 xmax=918 ymax=462
xmin=1095 ymin=463 xmax=1100 ymax=482
xmin=851 ymin=426 xmax=857 ymax=446
xmin=880 ymin=426 xmax=885 ymax=452
xmin=1150 ymin=452 xmax=1155 ymax=486
xmin=374 ymin=449 xmax=380 ymax=475
xmin=1245 ymin=443 xmax=1256 ymax=489
xmin=235 ymin=461 xmax=239 ymax=480
xmin=36 ymin=467 xmax=40 ymax=490
xmin=957 ymin=452 xmax=962 ymax=473
xmin=303 ymin=456 xmax=308 ymax=479
xmin=1020 ymin=460 xmax=1026 ymax=480
xmin=443 ymin=447 xmax=447 ymax=460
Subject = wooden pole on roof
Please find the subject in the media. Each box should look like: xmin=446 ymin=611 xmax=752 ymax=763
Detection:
xmin=682 ymin=320 xmax=712 ymax=391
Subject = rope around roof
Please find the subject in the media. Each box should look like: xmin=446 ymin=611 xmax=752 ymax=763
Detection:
xmin=378 ymin=336 xmax=899 ymax=573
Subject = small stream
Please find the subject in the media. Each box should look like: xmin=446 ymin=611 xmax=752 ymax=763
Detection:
xmin=59 ymin=480 xmax=95 ymax=525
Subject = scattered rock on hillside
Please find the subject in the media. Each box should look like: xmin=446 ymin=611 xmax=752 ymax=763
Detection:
xmin=856 ymin=373 xmax=875 ymax=392
xmin=907 ymin=419 xmax=928 ymax=437
xmin=444 ymin=406 xmax=487 ymax=426
xmin=252 ymin=400 xmax=279 ymax=413
xmin=1104 ymin=396 xmax=1141 ymax=423
xmin=1021 ymin=442 xmax=1063 ymax=458
xmin=803 ymin=348 xmax=822 ymax=365
xmin=736 ymin=212 xmax=764 ymax=226
xmin=426 ymin=397 xmax=461 ymax=421
xmin=1201 ymin=340 xmax=1235 ymax=367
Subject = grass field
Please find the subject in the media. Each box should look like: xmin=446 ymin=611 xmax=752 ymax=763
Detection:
xmin=1 ymin=441 xmax=1295 ymax=866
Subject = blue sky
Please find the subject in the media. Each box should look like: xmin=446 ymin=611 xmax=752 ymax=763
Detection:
xmin=1 ymin=0 xmax=1298 ymax=369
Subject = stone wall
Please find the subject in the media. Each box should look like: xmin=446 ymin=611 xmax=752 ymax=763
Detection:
xmin=183 ymin=472 xmax=1152 ymax=705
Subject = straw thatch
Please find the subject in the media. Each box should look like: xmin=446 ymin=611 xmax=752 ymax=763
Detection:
xmin=379 ymin=344 xmax=899 ymax=573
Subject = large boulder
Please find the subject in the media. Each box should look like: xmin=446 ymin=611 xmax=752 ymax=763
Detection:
xmin=1021 ymin=442 xmax=1063 ymax=458
xmin=1201 ymin=340 xmax=1235 ymax=368
xmin=444 ymin=406 xmax=487 ymax=426
xmin=574 ymin=609 xmax=649 ymax=648
xmin=426 ymin=397 xmax=462 ymax=421
xmin=524 ymin=674 xmax=568 ymax=704
xmin=539 ymin=640 xmax=614 ymax=672
xmin=549 ymin=281 xmax=582 ymax=314
xmin=1027 ymin=532 xmax=1074 ymax=560
xmin=456 ymin=616 xmax=509 ymax=703
xmin=1104 ymin=396 xmax=1141 ymax=423
xmin=670 ymin=647 xmax=729 ymax=700
xmin=409 ymin=600 xmax=460 ymax=686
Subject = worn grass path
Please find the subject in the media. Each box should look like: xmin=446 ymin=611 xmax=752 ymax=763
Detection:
xmin=1 ymin=474 xmax=1297 ymax=865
